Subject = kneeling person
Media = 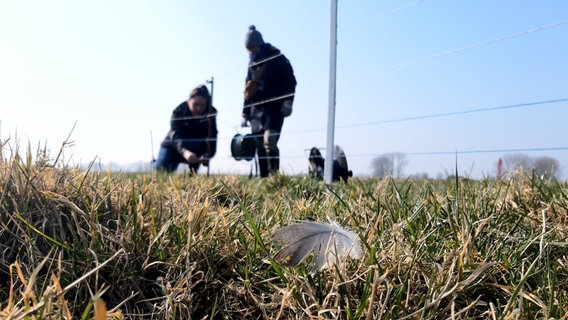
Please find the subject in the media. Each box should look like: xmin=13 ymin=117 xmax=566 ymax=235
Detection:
xmin=155 ymin=85 xmax=218 ymax=173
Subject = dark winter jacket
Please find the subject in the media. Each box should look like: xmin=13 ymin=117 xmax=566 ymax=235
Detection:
xmin=243 ymin=44 xmax=297 ymax=133
xmin=160 ymin=101 xmax=218 ymax=158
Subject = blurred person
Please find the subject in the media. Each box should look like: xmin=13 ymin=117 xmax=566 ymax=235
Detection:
xmin=155 ymin=85 xmax=218 ymax=173
xmin=241 ymin=25 xmax=297 ymax=177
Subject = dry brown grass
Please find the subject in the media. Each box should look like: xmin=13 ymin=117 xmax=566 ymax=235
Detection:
xmin=1 ymin=144 xmax=568 ymax=319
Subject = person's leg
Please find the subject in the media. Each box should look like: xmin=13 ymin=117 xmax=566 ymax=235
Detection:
xmin=264 ymin=130 xmax=280 ymax=175
xmin=255 ymin=134 xmax=269 ymax=177
xmin=154 ymin=147 xmax=182 ymax=173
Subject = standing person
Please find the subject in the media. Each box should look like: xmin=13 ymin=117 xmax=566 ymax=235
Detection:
xmin=155 ymin=85 xmax=218 ymax=173
xmin=241 ymin=25 xmax=297 ymax=177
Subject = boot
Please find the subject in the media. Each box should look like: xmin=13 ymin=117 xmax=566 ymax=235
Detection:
xmin=267 ymin=151 xmax=280 ymax=176
xmin=257 ymin=149 xmax=269 ymax=178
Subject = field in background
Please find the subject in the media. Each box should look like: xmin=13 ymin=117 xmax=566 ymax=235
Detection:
xmin=1 ymin=148 xmax=568 ymax=319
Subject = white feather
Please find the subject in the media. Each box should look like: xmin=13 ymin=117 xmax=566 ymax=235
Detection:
xmin=272 ymin=220 xmax=362 ymax=273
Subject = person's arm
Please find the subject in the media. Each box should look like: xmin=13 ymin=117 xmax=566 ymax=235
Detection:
xmin=281 ymin=56 xmax=297 ymax=99
xmin=277 ymin=56 xmax=297 ymax=116
xmin=242 ymin=69 xmax=253 ymax=125
xmin=169 ymin=103 xmax=193 ymax=157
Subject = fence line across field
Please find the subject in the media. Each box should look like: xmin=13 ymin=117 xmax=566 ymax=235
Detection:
xmin=167 ymin=96 xmax=567 ymax=144
xmin=373 ymin=19 xmax=568 ymax=73
xmin=159 ymin=11 xmax=568 ymax=169
xmin=169 ymin=92 xmax=295 ymax=122
xmin=212 ymin=146 xmax=568 ymax=162
xmin=171 ymin=16 xmax=568 ymax=142
xmin=248 ymin=53 xmax=283 ymax=68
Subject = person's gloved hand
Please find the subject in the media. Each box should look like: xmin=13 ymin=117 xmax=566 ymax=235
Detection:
xmin=183 ymin=150 xmax=200 ymax=164
xmin=200 ymin=156 xmax=210 ymax=167
xmin=241 ymin=115 xmax=249 ymax=127
xmin=281 ymin=100 xmax=293 ymax=117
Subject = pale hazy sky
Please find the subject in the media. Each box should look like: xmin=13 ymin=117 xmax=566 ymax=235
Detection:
xmin=1 ymin=1 xmax=567 ymax=178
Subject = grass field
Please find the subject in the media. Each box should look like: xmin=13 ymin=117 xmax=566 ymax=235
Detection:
xmin=1 ymin=147 xmax=568 ymax=319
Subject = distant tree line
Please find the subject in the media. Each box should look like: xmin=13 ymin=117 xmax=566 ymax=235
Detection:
xmin=369 ymin=152 xmax=562 ymax=180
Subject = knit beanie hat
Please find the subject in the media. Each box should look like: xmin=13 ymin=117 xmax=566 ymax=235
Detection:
xmin=245 ymin=25 xmax=265 ymax=48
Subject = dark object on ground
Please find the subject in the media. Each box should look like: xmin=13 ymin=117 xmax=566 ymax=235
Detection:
xmin=231 ymin=133 xmax=256 ymax=161
xmin=308 ymin=145 xmax=353 ymax=182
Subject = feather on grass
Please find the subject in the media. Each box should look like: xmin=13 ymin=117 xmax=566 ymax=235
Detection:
xmin=273 ymin=221 xmax=362 ymax=273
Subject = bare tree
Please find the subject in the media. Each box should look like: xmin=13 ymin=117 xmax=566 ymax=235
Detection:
xmin=503 ymin=153 xmax=533 ymax=172
xmin=533 ymin=156 xmax=561 ymax=179
xmin=392 ymin=152 xmax=408 ymax=178
xmin=502 ymin=153 xmax=562 ymax=179
xmin=371 ymin=155 xmax=393 ymax=178
xmin=371 ymin=152 xmax=407 ymax=178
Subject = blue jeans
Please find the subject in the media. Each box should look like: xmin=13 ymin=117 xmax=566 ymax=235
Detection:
xmin=154 ymin=146 xmax=202 ymax=173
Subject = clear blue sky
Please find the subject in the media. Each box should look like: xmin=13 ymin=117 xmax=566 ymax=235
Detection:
xmin=1 ymin=1 xmax=567 ymax=178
